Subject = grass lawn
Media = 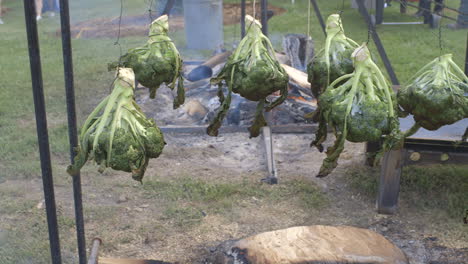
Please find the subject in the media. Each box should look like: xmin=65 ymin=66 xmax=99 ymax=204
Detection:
xmin=0 ymin=0 xmax=467 ymax=263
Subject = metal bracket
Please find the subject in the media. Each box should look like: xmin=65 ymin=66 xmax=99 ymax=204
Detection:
xmin=261 ymin=126 xmax=278 ymax=185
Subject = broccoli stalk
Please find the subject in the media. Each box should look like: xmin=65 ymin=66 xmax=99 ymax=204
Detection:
xmin=67 ymin=68 xmax=165 ymax=182
xmin=109 ymin=15 xmax=184 ymax=109
xmin=398 ymin=54 xmax=468 ymax=130
xmin=207 ymin=15 xmax=289 ymax=138
xmin=315 ymin=44 xmax=400 ymax=177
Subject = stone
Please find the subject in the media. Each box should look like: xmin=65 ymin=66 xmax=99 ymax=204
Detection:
xmin=205 ymin=225 xmax=409 ymax=264
xmin=183 ymin=100 xmax=208 ymax=119
xmin=117 ymin=194 xmax=128 ymax=203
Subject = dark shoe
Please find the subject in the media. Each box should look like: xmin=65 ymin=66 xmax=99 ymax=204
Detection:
xmin=413 ymin=10 xmax=424 ymax=17
xmin=447 ymin=23 xmax=468 ymax=30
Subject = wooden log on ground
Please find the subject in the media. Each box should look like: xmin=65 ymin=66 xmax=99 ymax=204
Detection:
xmin=205 ymin=225 xmax=409 ymax=264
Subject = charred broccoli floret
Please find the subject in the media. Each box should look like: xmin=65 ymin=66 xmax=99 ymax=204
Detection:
xmin=67 ymin=68 xmax=165 ymax=182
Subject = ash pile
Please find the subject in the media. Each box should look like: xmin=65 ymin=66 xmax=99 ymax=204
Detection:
xmin=136 ymin=34 xmax=316 ymax=128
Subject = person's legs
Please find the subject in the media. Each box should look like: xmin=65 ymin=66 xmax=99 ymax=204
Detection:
xmin=0 ymin=0 xmax=3 ymax=24
xmin=35 ymin=0 xmax=43 ymax=20
xmin=448 ymin=0 xmax=468 ymax=29
xmin=457 ymin=0 xmax=468 ymax=25
xmin=415 ymin=0 xmax=430 ymax=17
xmin=433 ymin=0 xmax=443 ymax=13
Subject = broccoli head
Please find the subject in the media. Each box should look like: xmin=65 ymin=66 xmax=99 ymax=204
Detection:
xmin=67 ymin=68 xmax=165 ymax=182
xmin=109 ymin=15 xmax=184 ymax=109
xmin=207 ymin=15 xmax=289 ymax=138
xmin=314 ymin=44 xmax=400 ymax=177
xmin=307 ymin=14 xmax=359 ymax=99
xmin=398 ymin=54 xmax=468 ymax=130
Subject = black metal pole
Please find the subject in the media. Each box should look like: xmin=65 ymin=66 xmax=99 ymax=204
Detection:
xmin=310 ymin=0 xmax=326 ymax=36
xmin=241 ymin=0 xmax=246 ymax=38
xmin=376 ymin=0 xmax=384 ymax=24
xmin=58 ymin=1 xmax=87 ymax=263
xmin=261 ymin=0 xmax=268 ymax=36
xmin=356 ymin=0 xmax=400 ymax=85
xmin=465 ymin=33 xmax=468 ymax=76
xmin=23 ymin=1 xmax=62 ymax=263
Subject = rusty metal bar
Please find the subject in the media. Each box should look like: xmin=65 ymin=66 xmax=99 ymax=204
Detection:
xmin=87 ymin=238 xmax=102 ymax=264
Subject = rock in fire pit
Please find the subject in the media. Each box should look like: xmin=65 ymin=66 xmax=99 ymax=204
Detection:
xmin=205 ymin=225 xmax=409 ymax=264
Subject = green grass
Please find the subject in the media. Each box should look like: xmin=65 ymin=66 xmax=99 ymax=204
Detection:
xmin=143 ymin=177 xmax=326 ymax=227
xmin=347 ymin=164 xmax=468 ymax=219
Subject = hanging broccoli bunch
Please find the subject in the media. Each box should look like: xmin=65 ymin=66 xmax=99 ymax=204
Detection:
xmin=207 ymin=15 xmax=289 ymax=138
xmin=398 ymin=54 xmax=468 ymax=131
xmin=314 ymin=44 xmax=401 ymax=177
xmin=67 ymin=68 xmax=165 ymax=182
xmin=307 ymin=14 xmax=359 ymax=99
xmin=109 ymin=15 xmax=184 ymax=109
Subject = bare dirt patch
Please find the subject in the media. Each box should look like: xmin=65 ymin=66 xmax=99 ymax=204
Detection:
xmin=64 ymin=3 xmax=286 ymax=39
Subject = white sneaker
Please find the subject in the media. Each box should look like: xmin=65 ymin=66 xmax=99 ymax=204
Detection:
xmin=36 ymin=15 xmax=42 ymax=21
xmin=0 ymin=18 xmax=4 ymax=25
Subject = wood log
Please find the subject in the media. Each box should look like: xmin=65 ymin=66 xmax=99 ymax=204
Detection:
xmin=281 ymin=64 xmax=310 ymax=89
xmin=206 ymin=225 xmax=409 ymax=264
xmin=99 ymin=258 xmax=171 ymax=264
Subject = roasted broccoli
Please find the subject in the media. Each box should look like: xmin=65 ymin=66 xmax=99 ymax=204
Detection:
xmin=207 ymin=15 xmax=289 ymax=138
xmin=67 ymin=68 xmax=165 ymax=182
xmin=307 ymin=14 xmax=358 ymax=99
xmin=314 ymin=44 xmax=400 ymax=177
xmin=109 ymin=15 xmax=184 ymax=109
xmin=398 ymin=54 xmax=468 ymax=131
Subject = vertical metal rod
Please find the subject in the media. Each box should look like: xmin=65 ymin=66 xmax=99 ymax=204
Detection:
xmin=23 ymin=0 xmax=62 ymax=263
xmin=356 ymin=0 xmax=400 ymax=85
xmin=310 ymin=0 xmax=326 ymax=36
xmin=58 ymin=1 xmax=87 ymax=263
xmin=465 ymin=33 xmax=468 ymax=75
xmin=376 ymin=0 xmax=384 ymax=24
xmin=241 ymin=0 xmax=246 ymax=38
xmin=260 ymin=0 xmax=268 ymax=36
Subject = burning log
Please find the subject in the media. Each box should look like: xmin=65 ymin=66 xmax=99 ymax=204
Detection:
xmin=185 ymin=51 xmax=232 ymax=82
xmin=281 ymin=64 xmax=310 ymax=90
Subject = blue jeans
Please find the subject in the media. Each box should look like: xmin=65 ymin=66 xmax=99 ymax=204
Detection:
xmin=458 ymin=0 xmax=468 ymax=25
